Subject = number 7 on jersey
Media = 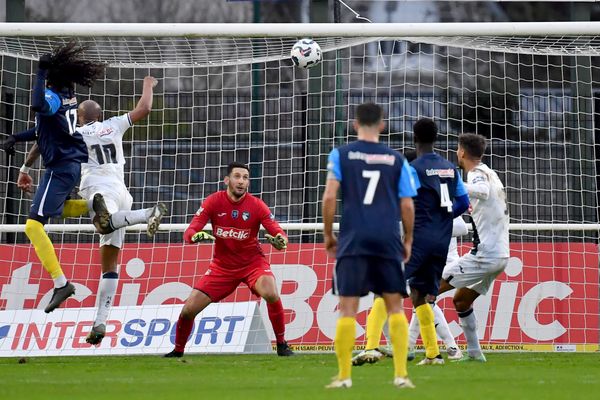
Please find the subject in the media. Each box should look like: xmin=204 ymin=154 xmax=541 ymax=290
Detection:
xmin=362 ymin=170 xmax=380 ymax=205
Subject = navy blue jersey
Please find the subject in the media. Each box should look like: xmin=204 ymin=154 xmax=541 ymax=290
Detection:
xmin=327 ymin=140 xmax=418 ymax=261
xmin=410 ymin=153 xmax=467 ymax=254
xmin=35 ymin=88 xmax=87 ymax=167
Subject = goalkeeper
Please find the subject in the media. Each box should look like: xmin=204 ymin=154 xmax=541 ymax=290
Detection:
xmin=165 ymin=162 xmax=294 ymax=358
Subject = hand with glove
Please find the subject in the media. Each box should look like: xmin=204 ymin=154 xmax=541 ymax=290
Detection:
xmin=1 ymin=135 xmax=16 ymax=156
xmin=191 ymin=231 xmax=215 ymax=243
xmin=265 ymin=233 xmax=288 ymax=250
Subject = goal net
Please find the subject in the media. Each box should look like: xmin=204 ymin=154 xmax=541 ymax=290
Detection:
xmin=0 ymin=23 xmax=598 ymax=356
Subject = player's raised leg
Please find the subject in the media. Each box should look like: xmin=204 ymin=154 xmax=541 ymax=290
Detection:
xmin=104 ymin=203 xmax=168 ymax=237
xmin=253 ymin=274 xmax=294 ymax=356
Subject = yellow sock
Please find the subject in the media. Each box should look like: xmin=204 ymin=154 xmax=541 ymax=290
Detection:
xmin=389 ymin=312 xmax=409 ymax=378
xmin=365 ymin=297 xmax=387 ymax=350
xmin=24 ymin=219 xmax=64 ymax=279
xmin=415 ymin=303 xmax=440 ymax=359
xmin=334 ymin=317 xmax=356 ymax=380
xmin=61 ymin=199 xmax=89 ymax=218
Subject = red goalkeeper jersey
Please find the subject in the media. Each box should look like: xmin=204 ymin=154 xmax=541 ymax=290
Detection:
xmin=184 ymin=191 xmax=286 ymax=269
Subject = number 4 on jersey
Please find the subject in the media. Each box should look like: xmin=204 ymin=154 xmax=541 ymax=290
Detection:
xmin=440 ymin=182 xmax=452 ymax=212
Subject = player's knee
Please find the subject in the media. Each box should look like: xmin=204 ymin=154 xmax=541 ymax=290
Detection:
xmin=180 ymin=305 xmax=199 ymax=320
xmin=24 ymin=218 xmax=44 ymax=239
xmin=453 ymin=296 xmax=471 ymax=313
xmin=262 ymin=292 xmax=280 ymax=304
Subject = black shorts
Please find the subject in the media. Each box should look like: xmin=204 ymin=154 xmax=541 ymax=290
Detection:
xmin=404 ymin=247 xmax=447 ymax=296
xmin=332 ymin=256 xmax=407 ymax=297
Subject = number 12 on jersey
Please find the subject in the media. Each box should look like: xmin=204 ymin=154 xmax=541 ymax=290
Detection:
xmin=362 ymin=170 xmax=380 ymax=205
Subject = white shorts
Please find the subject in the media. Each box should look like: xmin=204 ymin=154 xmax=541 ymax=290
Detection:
xmin=442 ymin=252 xmax=508 ymax=295
xmin=80 ymin=183 xmax=133 ymax=249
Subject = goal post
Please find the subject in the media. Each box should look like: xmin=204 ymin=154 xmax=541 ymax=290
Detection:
xmin=0 ymin=23 xmax=598 ymax=356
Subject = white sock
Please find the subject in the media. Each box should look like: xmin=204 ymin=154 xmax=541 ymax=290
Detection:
xmin=382 ymin=319 xmax=390 ymax=345
xmin=53 ymin=274 xmax=68 ymax=289
xmin=109 ymin=209 xmax=149 ymax=229
xmin=458 ymin=308 xmax=482 ymax=357
xmin=432 ymin=303 xmax=457 ymax=348
xmin=408 ymin=309 xmax=420 ymax=348
xmin=94 ymin=272 xmax=118 ymax=327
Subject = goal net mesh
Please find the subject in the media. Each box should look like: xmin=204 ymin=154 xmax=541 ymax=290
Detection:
xmin=0 ymin=32 xmax=598 ymax=355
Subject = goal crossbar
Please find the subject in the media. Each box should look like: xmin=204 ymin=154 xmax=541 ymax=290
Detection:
xmin=2 ymin=22 xmax=600 ymax=37
xmin=0 ymin=224 xmax=598 ymax=233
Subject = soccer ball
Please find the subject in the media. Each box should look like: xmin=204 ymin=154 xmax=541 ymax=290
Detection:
xmin=290 ymin=39 xmax=322 ymax=69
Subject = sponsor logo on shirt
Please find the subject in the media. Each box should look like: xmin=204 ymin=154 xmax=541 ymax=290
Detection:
xmin=232 ymin=210 xmax=238 ymax=219
xmin=214 ymin=226 xmax=251 ymax=240
xmin=347 ymin=151 xmax=395 ymax=166
xmin=242 ymin=211 xmax=250 ymax=221
xmin=217 ymin=212 xmax=227 ymax=217
xmin=426 ymin=168 xmax=455 ymax=178
xmin=62 ymin=97 xmax=77 ymax=106
xmin=97 ymin=127 xmax=115 ymax=137
xmin=471 ymin=175 xmax=487 ymax=184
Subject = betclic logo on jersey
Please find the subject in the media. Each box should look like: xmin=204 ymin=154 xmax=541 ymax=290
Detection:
xmin=214 ymin=226 xmax=251 ymax=240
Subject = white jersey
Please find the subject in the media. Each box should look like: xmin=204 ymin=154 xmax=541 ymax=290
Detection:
xmin=466 ymin=163 xmax=510 ymax=258
xmin=79 ymin=114 xmax=131 ymax=190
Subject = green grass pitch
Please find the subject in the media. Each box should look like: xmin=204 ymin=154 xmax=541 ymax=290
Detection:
xmin=1 ymin=353 xmax=598 ymax=400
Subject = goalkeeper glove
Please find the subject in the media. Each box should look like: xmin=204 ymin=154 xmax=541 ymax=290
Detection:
xmin=1 ymin=135 xmax=16 ymax=156
xmin=191 ymin=231 xmax=215 ymax=243
xmin=265 ymin=233 xmax=287 ymax=250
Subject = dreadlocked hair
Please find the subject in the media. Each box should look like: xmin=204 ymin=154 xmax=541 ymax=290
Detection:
xmin=45 ymin=41 xmax=106 ymax=90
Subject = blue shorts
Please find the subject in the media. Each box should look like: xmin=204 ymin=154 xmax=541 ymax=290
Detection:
xmin=405 ymin=245 xmax=447 ymax=296
xmin=30 ymin=163 xmax=81 ymax=223
xmin=332 ymin=256 xmax=407 ymax=297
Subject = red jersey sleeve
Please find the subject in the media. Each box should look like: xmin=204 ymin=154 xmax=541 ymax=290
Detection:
xmin=258 ymin=199 xmax=286 ymax=239
xmin=183 ymin=195 xmax=213 ymax=243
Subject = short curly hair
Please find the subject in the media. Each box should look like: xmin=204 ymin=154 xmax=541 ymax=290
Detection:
xmin=45 ymin=41 xmax=106 ymax=90
xmin=458 ymin=133 xmax=487 ymax=159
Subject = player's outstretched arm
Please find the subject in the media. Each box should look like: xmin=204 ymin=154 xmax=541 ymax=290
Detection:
xmin=1 ymin=127 xmax=37 ymax=156
xmin=17 ymin=143 xmax=40 ymax=193
xmin=31 ymin=54 xmax=54 ymax=115
xmin=190 ymin=231 xmax=215 ymax=243
xmin=260 ymin=202 xmax=288 ymax=250
xmin=265 ymin=233 xmax=287 ymax=250
xmin=183 ymin=200 xmax=211 ymax=244
xmin=129 ymin=76 xmax=158 ymax=123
